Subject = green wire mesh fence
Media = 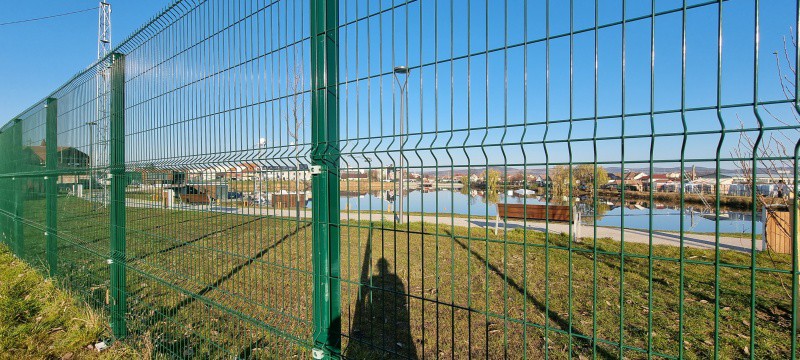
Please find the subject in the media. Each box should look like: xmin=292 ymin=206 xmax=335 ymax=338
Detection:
xmin=1 ymin=0 xmax=800 ymax=358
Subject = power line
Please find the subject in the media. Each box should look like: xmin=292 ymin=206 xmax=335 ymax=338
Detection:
xmin=0 ymin=6 xmax=98 ymax=27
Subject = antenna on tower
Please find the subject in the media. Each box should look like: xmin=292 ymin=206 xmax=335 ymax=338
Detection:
xmin=93 ymin=1 xmax=112 ymax=208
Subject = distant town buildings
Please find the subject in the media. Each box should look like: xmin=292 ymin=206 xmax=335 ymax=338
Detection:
xmin=92 ymin=157 xmax=796 ymax=199
xmin=603 ymin=170 xmax=789 ymax=197
xmin=25 ymin=141 xmax=90 ymax=168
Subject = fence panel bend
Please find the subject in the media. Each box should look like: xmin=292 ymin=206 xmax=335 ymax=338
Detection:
xmin=0 ymin=0 xmax=799 ymax=359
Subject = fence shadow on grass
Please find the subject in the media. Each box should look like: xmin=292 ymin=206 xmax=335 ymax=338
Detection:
xmin=130 ymin=215 xmax=267 ymax=262
xmin=138 ymin=221 xmax=311 ymax=356
xmin=444 ymin=229 xmax=616 ymax=359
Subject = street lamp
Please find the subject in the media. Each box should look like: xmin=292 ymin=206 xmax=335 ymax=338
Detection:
xmin=393 ymin=66 xmax=409 ymax=224
xmin=257 ymin=138 xmax=266 ymax=205
xmin=87 ymin=121 xmax=98 ymax=208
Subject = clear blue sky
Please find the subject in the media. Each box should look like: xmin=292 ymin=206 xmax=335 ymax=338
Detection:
xmin=2 ymin=0 xmax=799 ymax=171
xmin=0 ymin=1 xmax=170 ymax=121
xmin=337 ymin=0 xmax=800 ymax=169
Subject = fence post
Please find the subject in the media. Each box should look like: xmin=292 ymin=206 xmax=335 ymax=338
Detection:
xmin=310 ymin=0 xmax=341 ymax=358
xmin=109 ymin=52 xmax=127 ymax=339
xmin=13 ymin=119 xmax=23 ymax=258
xmin=45 ymin=98 xmax=58 ymax=276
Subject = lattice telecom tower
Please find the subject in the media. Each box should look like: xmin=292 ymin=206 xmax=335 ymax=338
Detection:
xmin=95 ymin=1 xmax=111 ymax=207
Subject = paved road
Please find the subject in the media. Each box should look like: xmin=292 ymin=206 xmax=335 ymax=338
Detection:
xmin=122 ymin=197 xmax=764 ymax=252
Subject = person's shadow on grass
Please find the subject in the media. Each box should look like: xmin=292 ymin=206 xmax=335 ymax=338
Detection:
xmin=346 ymin=256 xmax=418 ymax=359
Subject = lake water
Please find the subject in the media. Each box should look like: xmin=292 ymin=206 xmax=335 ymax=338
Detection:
xmin=339 ymin=189 xmax=544 ymax=217
xmin=586 ymin=206 xmax=761 ymax=234
xmin=334 ymin=189 xmax=763 ymax=234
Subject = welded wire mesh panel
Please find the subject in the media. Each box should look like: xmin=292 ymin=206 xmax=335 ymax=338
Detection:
xmin=51 ymin=64 xmax=114 ymax=314
xmin=119 ymin=0 xmax=313 ymax=357
xmin=0 ymin=122 xmax=19 ymax=252
xmin=9 ymin=104 xmax=49 ymax=269
xmin=336 ymin=0 xmax=800 ymax=359
xmin=0 ymin=58 xmax=115 ymax=324
xmin=2 ymin=0 xmax=800 ymax=359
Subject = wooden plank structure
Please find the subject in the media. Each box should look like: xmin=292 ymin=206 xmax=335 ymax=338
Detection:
xmin=497 ymin=203 xmax=572 ymax=222
xmin=180 ymin=193 xmax=211 ymax=204
xmin=272 ymin=193 xmax=307 ymax=208
xmin=495 ymin=203 xmax=580 ymax=239
xmin=763 ymin=205 xmax=796 ymax=254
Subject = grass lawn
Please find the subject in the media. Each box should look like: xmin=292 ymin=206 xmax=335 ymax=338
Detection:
xmin=4 ymin=195 xmax=797 ymax=359
xmin=0 ymin=244 xmax=135 ymax=358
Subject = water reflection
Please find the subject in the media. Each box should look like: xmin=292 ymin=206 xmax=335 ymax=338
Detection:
xmin=336 ymin=189 xmax=763 ymax=234
xmin=581 ymin=200 xmax=762 ymax=234
xmin=340 ymin=189 xmax=544 ymax=217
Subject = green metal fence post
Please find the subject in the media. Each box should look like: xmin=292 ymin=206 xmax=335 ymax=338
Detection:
xmin=12 ymin=119 xmax=23 ymax=258
xmin=45 ymin=98 xmax=58 ymax=276
xmin=310 ymin=0 xmax=341 ymax=358
xmin=109 ymin=52 xmax=127 ymax=339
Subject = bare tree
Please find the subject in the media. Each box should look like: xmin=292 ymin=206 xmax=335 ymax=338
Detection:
xmin=732 ymin=31 xmax=798 ymax=210
xmin=287 ymin=55 xmax=305 ymax=221
xmin=731 ymin=29 xmax=799 ymax=297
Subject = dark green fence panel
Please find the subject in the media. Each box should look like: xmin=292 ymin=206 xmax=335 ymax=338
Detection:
xmin=12 ymin=120 xmax=24 ymax=258
xmin=0 ymin=0 xmax=799 ymax=359
xmin=15 ymin=103 xmax=48 ymax=270
xmin=0 ymin=123 xmax=13 ymax=251
xmin=118 ymin=1 xmax=314 ymax=357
